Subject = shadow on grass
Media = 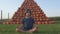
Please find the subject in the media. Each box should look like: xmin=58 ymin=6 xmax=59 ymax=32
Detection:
xmin=33 ymin=31 xmax=60 ymax=34
xmin=15 ymin=31 xmax=60 ymax=34
xmin=0 ymin=31 xmax=60 ymax=34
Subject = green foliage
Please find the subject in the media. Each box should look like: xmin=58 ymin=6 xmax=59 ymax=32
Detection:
xmin=0 ymin=19 xmax=8 ymax=22
xmin=49 ymin=17 xmax=60 ymax=24
xmin=49 ymin=17 xmax=60 ymax=21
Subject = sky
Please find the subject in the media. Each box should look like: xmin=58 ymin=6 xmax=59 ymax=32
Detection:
xmin=0 ymin=0 xmax=60 ymax=19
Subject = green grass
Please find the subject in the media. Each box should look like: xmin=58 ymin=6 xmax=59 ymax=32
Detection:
xmin=0 ymin=17 xmax=60 ymax=34
xmin=0 ymin=24 xmax=60 ymax=34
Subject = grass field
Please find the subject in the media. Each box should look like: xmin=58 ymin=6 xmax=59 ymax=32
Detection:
xmin=0 ymin=23 xmax=60 ymax=34
xmin=0 ymin=17 xmax=60 ymax=34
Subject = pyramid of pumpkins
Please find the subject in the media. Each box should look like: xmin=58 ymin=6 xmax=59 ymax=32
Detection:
xmin=3 ymin=0 xmax=54 ymax=24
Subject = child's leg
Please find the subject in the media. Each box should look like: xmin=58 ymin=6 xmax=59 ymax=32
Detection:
xmin=27 ymin=26 xmax=38 ymax=33
xmin=16 ymin=27 xmax=26 ymax=32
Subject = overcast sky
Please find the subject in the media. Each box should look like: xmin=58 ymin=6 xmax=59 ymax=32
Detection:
xmin=0 ymin=0 xmax=60 ymax=19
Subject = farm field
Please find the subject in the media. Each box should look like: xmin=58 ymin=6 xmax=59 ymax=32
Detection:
xmin=0 ymin=17 xmax=60 ymax=34
xmin=0 ymin=23 xmax=60 ymax=34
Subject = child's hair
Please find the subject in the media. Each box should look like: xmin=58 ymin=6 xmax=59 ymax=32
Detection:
xmin=25 ymin=13 xmax=31 ymax=16
xmin=24 ymin=9 xmax=31 ymax=16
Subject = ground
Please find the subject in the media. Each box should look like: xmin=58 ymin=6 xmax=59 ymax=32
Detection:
xmin=0 ymin=17 xmax=60 ymax=34
xmin=0 ymin=23 xmax=60 ymax=34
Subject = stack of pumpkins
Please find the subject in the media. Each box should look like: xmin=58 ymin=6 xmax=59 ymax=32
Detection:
xmin=3 ymin=0 xmax=54 ymax=24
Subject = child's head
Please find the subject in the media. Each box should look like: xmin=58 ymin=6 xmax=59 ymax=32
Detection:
xmin=24 ymin=9 xmax=31 ymax=17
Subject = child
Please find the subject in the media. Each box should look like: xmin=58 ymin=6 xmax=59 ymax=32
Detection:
xmin=16 ymin=9 xmax=38 ymax=33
